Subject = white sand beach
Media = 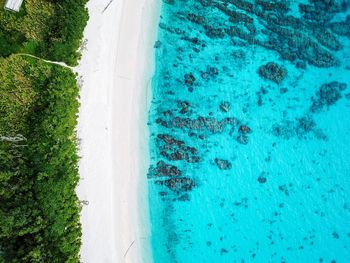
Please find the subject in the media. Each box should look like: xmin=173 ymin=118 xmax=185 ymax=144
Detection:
xmin=76 ymin=0 xmax=160 ymax=262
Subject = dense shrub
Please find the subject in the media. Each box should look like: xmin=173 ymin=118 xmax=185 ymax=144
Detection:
xmin=0 ymin=0 xmax=89 ymax=65
xmin=0 ymin=56 xmax=81 ymax=262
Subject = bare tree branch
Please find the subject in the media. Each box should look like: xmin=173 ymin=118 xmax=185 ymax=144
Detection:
xmin=123 ymin=240 xmax=135 ymax=258
xmin=102 ymin=0 xmax=114 ymax=13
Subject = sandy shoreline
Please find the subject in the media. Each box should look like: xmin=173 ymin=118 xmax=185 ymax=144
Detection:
xmin=77 ymin=0 xmax=160 ymax=262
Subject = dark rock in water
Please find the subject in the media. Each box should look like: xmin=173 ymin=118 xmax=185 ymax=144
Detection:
xmin=345 ymin=93 xmax=350 ymax=100
xmin=157 ymin=161 xmax=181 ymax=176
xmin=258 ymin=176 xmax=267 ymax=184
xmin=181 ymin=36 xmax=201 ymax=45
xmin=149 ymin=161 xmax=182 ymax=177
xmin=280 ymin=87 xmax=288 ymax=94
xmin=233 ymin=197 xmax=248 ymax=208
xmin=258 ymin=62 xmax=287 ymax=84
xmin=237 ymin=134 xmax=249 ymax=145
xmin=256 ymin=87 xmax=267 ymax=106
xmin=156 ymin=177 xmax=196 ymax=192
xmin=163 ymin=0 xmax=174 ymax=5
xmin=257 ymin=94 xmax=263 ymax=106
xmin=215 ymin=158 xmax=232 ymax=170
xmin=313 ymin=129 xmax=328 ymax=141
xmin=262 ymin=23 xmax=338 ymax=67
xmin=177 ymin=193 xmax=190 ymax=201
xmin=184 ymin=73 xmax=196 ymax=87
xmin=155 ymin=118 xmax=169 ymax=127
xmin=201 ymin=72 xmax=209 ymax=79
xmin=313 ymin=28 xmax=342 ymax=51
xmin=279 ymin=184 xmax=290 ymax=196
xmin=271 ymin=82 xmax=346 ymax=141
xmin=272 ymin=115 xmax=322 ymax=140
xmin=330 ymin=15 xmax=350 ymax=38
xmin=332 ymin=231 xmax=340 ymax=239
xmin=154 ymin=40 xmax=162 ymax=48
xmin=310 ymin=81 xmax=347 ymax=112
xmin=157 ymin=134 xmax=183 ymax=146
xmin=220 ymin=248 xmax=229 ymax=255
xmin=272 ymin=121 xmax=294 ymax=139
xmin=204 ymin=26 xmax=225 ymax=39
xmin=157 ymin=134 xmax=200 ymax=163
xmin=207 ymin=66 xmax=219 ymax=76
xmin=220 ymin=101 xmax=231 ymax=112
xmin=239 ymin=125 xmax=251 ymax=134
xmin=296 ymin=61 xmax=307 ymax=69
xmin=232 ymin=49 xmax=246 ymax=60
xmin=201 ymin=65 xmax=219 ymax=80
xmin=157 ymin=115 xmax=239 ymax=134
xmin=260 ymin=87 xmax=268 ymax=95
xmin=187 ymin=13 xmax=206 ymax=25
xmin=159 ymin=191 xmax=168 ymax=196
xmin=296 ymin=116 xmax=316 ymax=136
xmin=177 ymin=100 xmax=190 ymax=114
xmin=256 ymin=0 xmax=290 ymax=12
xmin=189 ymin=0 xmax=343 ymax=68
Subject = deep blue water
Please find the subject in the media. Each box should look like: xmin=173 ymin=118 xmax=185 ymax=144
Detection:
xmin=147 ymin=0 xmax=350 ymax=262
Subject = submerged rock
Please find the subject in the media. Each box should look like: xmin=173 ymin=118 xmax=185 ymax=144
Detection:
xmin=310 ymin=81 xmax=347 ymax=113
xmin=177 ymin=0 xmax=344 ymax=68
xmin=163 ymin=0 xmax=174 ymax=4
xmin=279 ymin=184 xmax=290 ymax=196
xmin=187 ymin=13 xmax=206 ymax=25
xmin=220 ymin=248 xmax=229 ymax=256
xmin=258 ymin=176 xmax=267 ymax=184
xmin=239 ymin=125 xmax=252 ymax=134
xmin=177 ymin=100 xmax=190 ymax=114
xmin=271 ymin=81 xmax=346 ymax=141
xmin=258 ymin=62 xmax=287 ymax=84
xmin=204 ymin=26 xmax=225 ymax=39
xmin=184 ymin=73 xmax=196 ymax=87
xmin=157 ymin=134 xmax=200 ymax=163
xmin=157 ymin=116 xmax=239 ymax=134
xmin=154 ymin=40 xmax=162 ymax=48
xmin=215 ymin=158 xmax=232 ymax=170
xmin=156 ymin=177 xmax=196 ymax=192
xmin=280 ymin=87 xmax=288 ymax=94
xmin=237 ymin=134 xmax=249 ymax=145
xmin=201 ymin=66 xmax=219 ymax=80
xmin=296 ymin=116 xmax=316 ymax=136
xmin=332 ymin=231 xmax=340 ymax=239
xmin=177 ymin=193 xmax=190 ymax=201
xmin=148 ymin=161 xmax=182 ymax=178
xmin=272 ymin=115 xmax=323 ymax=140
xmin=330 ymin=15 xmax=350 ymax=38
xmin=220 ymin=101 xmax=231 ymax=112
xmin=159 ymin=191 xmax=168 ymax=196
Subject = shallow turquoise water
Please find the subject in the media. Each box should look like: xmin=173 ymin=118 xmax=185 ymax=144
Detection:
xmin=147 ymin=0 xmax=350 ymax=262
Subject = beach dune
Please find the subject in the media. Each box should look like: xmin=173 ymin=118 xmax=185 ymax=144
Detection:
xmin=77 ymin=0 xmax=160 ymax=262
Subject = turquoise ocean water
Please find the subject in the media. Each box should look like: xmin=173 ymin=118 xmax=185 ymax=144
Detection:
xmin=147 ymin=0 xmax=350 ymax=262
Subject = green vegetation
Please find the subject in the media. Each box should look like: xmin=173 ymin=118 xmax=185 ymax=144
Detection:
xmin=0 ymin=0 xmax=89 ymax=66
xmin=0 ymin=0 xmax=88 ymax=260
xmin=0 ymin=55 xmax=81 ymax=262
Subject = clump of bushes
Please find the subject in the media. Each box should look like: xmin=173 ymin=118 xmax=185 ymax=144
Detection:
xmin=0 ymin=55 xmax=81 ymax=262
xmin=0 ymin=0 xmax=89 ymax=65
